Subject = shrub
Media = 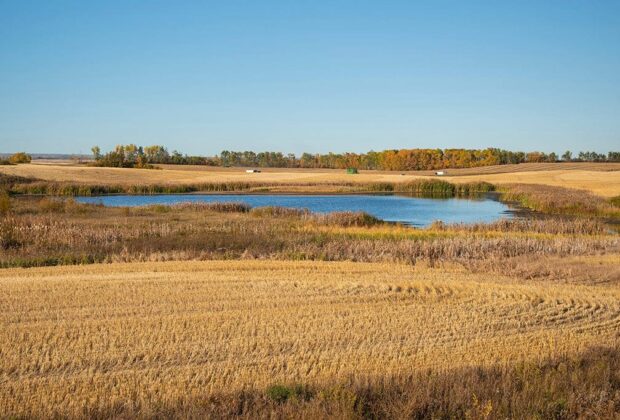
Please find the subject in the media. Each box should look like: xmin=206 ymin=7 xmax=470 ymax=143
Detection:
xmin=8 ymin=152 xmax=32 ymax=164
xmin=266 ymin=385 xmax=292 ymax=403
xmin=266 ymin=384 xmax=310 ymax=403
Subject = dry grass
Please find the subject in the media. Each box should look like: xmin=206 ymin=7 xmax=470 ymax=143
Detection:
xmin=1 ymin=189 xmax=619 ymax=417
xmin=499 ymin=183 xmax=620 ymax=218
xmin=1 ymin=260 xmax=619 ymax=418
xmin=446 ymin=169 xmax=620 ymax=198
xmin=1 ymin=162 xmax=619 ymax=196
xmin=1 ymin=199 xmax=617 ymax=270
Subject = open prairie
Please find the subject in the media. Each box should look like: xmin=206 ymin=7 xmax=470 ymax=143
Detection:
xmin=1 ymin=259 xmax=619 ymax=418
xmin=1 ymin=162 xmax=619 ymax=196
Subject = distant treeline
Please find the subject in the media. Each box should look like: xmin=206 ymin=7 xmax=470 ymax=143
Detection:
xmin=91 ymin=145 xmax=620 ymax=171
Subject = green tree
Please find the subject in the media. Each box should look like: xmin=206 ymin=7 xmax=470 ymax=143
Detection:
xmin=561 ymin=150 xmax=572 ymax=161
xmin=91 ymin=146 xmax=101 ymax=161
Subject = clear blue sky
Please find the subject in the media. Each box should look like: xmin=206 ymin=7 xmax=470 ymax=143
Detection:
xmin=1 ymin=0 xmax=619 ymax=155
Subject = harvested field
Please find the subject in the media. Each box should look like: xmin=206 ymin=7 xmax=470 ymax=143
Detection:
xmin=1 ymin=260 xmax=619 ymax=418
xmin=1 ymin=162 xmax=619 ymax=196
xmin=445 ymin=169 xmax=620 ymax=197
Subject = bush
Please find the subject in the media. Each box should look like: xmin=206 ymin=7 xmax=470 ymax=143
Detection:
xmin=266 ymin=384 xmax=311 ymax=403
xmin=8 ymin=152 xmax=32 ymax=164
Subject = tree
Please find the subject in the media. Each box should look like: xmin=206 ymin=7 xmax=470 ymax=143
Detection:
xmin=561 ymin=150 xmax=572 ymax=161
xmin=91 ymin=146 xmax=101 ymax=161
xmin=608 ymin=151 xmax=620 ymax=162
xmin=525 ymin=152 xmax=546 ymax=163
xmin=8 ymin=152 xmax=31 ymax=164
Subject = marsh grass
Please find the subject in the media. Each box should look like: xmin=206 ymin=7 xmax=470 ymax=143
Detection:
xmin=309 ymin=211 xmax=383 ymax=227
xmin=0 ymin=189 xmax=10 ymax=215
xmin=429 ymin=217 xmax=609 ymax=235
xmin=1 ymin=197 xmax=617 ymax=271
xmin=500 ymin=183 xmax=620 ymax=218
xmin=168 ymin=201 xmax=251 ymax=213
xmin=250 ymin=206 xmax=309 ymax=218
xmin=394 ymin=179 xmax=495 ymax=195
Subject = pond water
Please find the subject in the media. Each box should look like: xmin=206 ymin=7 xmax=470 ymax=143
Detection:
xmin=76 ymin=194 xmax=515 ymax=227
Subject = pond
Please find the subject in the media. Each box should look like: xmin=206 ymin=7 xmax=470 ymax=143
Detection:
xmin=75 ymin=194 xmax=516 ymax=227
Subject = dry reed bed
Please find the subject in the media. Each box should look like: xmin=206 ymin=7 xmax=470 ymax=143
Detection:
xmin=499 ymin=183 xmax=620 ymax=218
xmin=429 ymin=217 xmax=612 ymax=235
xmin=1 ymin=260 xmax=619 ymax=418
xmin=1 ymin=203 xmax=618 ymax=271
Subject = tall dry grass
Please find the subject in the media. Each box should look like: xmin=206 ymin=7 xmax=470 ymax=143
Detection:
xmin=1 ymin=198 xmax=617 ymax=270
xmin=429 ymin=217 xmax=610 ymax=235
xmin=500 ymin=183 xmax=620 ymax=218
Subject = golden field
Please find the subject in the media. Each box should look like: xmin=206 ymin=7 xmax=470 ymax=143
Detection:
xmin=1 ymin=259 xmax=619 ymax=418
xmin=1 ymin=161 xmax=619 ymax=196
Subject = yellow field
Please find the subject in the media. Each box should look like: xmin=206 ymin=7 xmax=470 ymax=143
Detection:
xmin=444 ymin=169 xmax=620 ymax=197
xmin=1 ymin=260 xmax=618 ymax=417
xmin=1 ymin=162 xmax=619 ymax=196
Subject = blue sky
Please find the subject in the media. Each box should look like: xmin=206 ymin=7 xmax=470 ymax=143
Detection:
xmin=1 ymin=0 xmax=619 ymax=155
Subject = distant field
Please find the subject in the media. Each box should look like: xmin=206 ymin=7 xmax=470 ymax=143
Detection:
xmin=1 ymin=259 xmax=619 ymax=418
xmin=1 ymin=161 xmax=619 ymax=196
